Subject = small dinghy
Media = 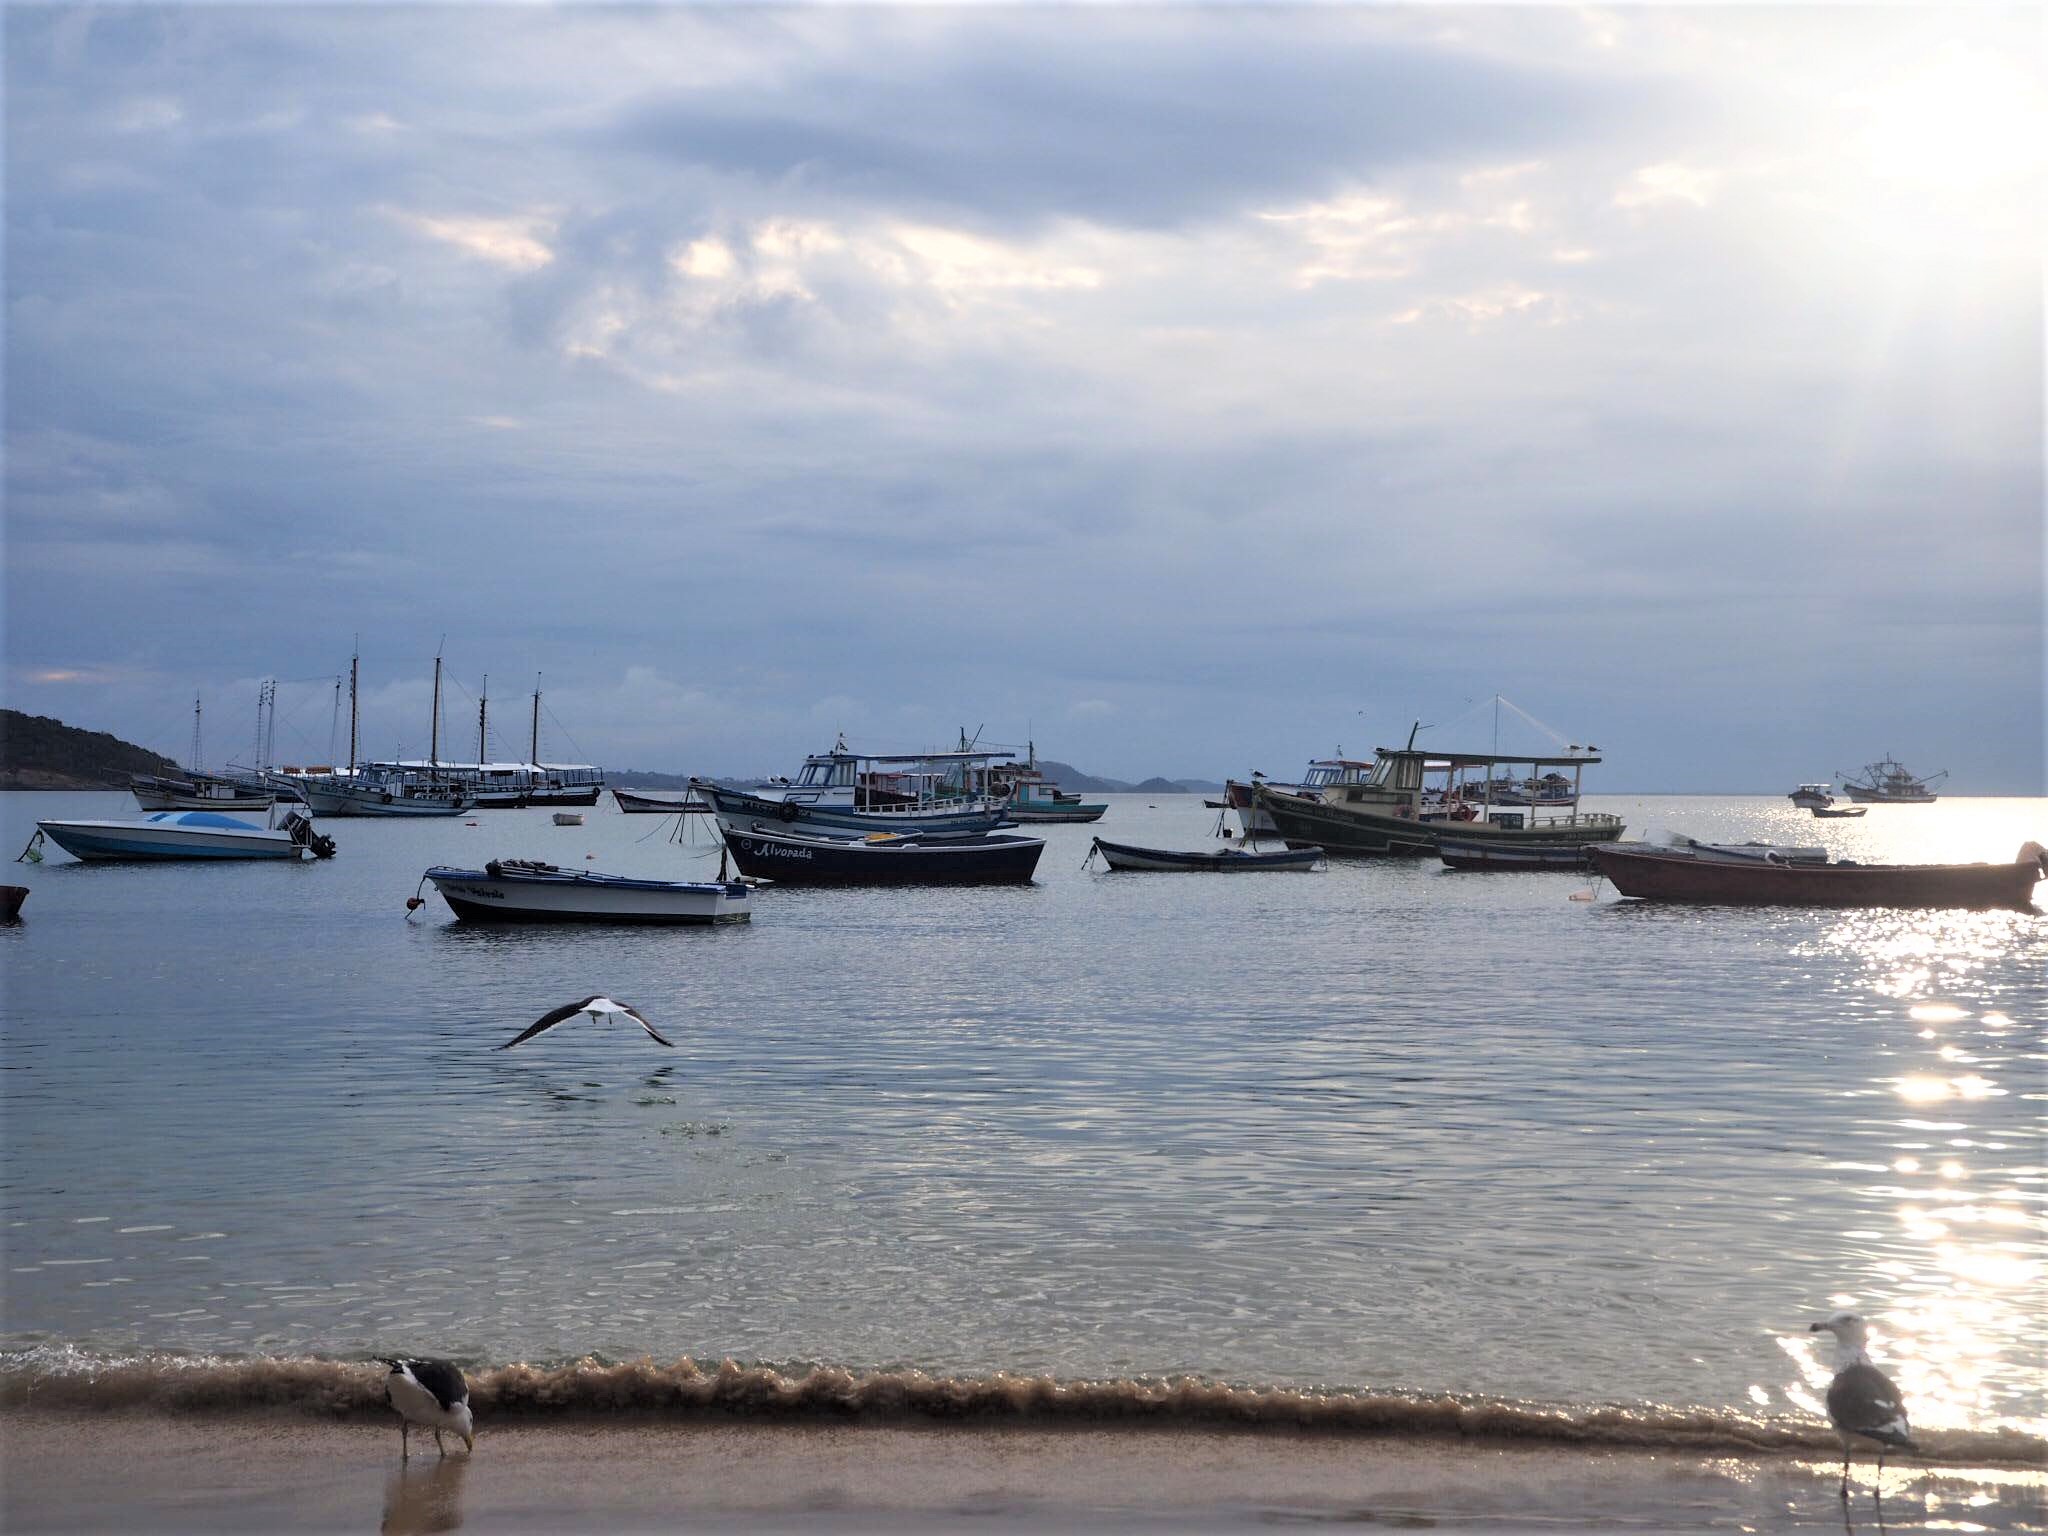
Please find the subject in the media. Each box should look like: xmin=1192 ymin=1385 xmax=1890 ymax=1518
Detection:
xmin=1088 ymin=837 xmax=1323 ymax=872
xmin=552 ymin=812 xmax=585 ymax=826
xmin=421 ymin=860 xmax=752 ymax=924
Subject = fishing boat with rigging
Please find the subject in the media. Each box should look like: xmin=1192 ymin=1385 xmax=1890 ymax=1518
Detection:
xmin=1838 ymin=756 xmax=1946 ymax=803
xmin=1253 ymin=713 xmax=1621 ymax=858
xmin=694 ymin=735 xmax=1014 ymax=837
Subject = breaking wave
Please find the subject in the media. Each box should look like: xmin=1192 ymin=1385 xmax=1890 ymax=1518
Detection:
xmin=3 ymin=1345 xmax=2041 ymax=1466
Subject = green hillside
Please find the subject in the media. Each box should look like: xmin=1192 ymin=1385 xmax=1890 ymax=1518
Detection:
xmin=0 ymin=710 xmax=178 ymax=790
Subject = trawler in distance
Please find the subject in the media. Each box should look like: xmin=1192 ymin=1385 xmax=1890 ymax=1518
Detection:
xmin=1838 ymin=755 xmax=1946 ymax=803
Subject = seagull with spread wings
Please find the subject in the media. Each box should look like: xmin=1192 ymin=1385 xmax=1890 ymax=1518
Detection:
xmin=498 ymin=995 xmax=674 ymax=1050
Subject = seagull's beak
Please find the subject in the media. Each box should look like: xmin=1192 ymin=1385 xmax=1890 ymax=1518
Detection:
xmin=463 ymin=1430 xmax=476 ymax=1452
xmin=1808 ymin=1321 xmax=1828 ymax=1334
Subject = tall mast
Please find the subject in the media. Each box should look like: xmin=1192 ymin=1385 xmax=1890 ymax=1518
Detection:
xmin=263 ymin=680 xmax=277 ymax=770
xmin=329 ymin=676 xmax=341 ymax=764
xmin=348 ymin=648 xmax=359 ymax=774
xmin=530 ymin=674 xmax=542 ymax=766
xmin=430 ymin=644 xmax=443 ymax=769
xmin=190 ymin=694 xmax=203 ymax=773
xmin=478 ymin=675 xmax=489 ymax=765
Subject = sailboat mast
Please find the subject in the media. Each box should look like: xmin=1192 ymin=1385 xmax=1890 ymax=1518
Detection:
xmin=430 ymin=648 xmax=443 ymax=769
xmin=530 ymin=675 xmax=542 ymax=766
xmin=190 ymin=694 xmax=203 ymax=773
xmin=348 ymin=651 xmax=359 ymax=774
xmin=478 ymin=675 xmax=488 ymax=765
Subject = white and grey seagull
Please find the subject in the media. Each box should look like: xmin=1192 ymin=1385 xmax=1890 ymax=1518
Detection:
xmin=379 ymin=1357 xmax=475 ymax=1459
xmin=1809 ymin=1311 xmax=1918 ymax=1498
xmin=498 ymin=995 xmax=674 ymax=1050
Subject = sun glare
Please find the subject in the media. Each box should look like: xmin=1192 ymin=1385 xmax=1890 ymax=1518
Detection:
xmin=1852 ymin=42 xmax=2046 ymax=195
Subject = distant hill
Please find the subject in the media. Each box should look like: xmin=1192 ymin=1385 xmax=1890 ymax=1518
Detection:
xmin=1 ymin=710 xmax=179 ymax=790
xmin=1035 ymin=760 xmax=1218 ymax=795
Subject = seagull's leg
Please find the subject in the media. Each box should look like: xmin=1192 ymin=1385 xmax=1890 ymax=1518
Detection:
xmin=434 ymin=1427 xmax=446 ymax=1457
xmin=401 ymin=1420 xmax=410 ymax=1460
xmin=1838 ymin=1448 xmax=1850 ymax=1501
xmin=1873 ymin=1448 xmax=1886 ymax=1504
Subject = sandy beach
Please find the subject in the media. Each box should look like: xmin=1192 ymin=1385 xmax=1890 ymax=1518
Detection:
xmin=5 ymin=1411 xmax=2043 ymax=1534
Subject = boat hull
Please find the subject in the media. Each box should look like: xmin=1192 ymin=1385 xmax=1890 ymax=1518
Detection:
xmin=1588 ymin=844 xmax=2041 ymax=909
xmin=1091 ymin=838 xmax=1321 ymax=872
xmin=700 ymin=783 xmax=1011 ymax=837
xmin=1438 ymin=839 xmax=1593 ymax=871
xmin=299 ymin=783 xmax=473 ymax=817
xmin=1256 ymin=787 xmax=1622 ymax=858
xmin=722 ymin=828 xmax=1044 ymax=885
xmin=424 ymin=864 xmax=751 ymax=924
xmin=1004 ymin=806 xmax=1108 ymax=823
xmin=36 ymin=816 xmax=313 ymax=861
xmin=1842 ymin=788 xmax=1938 ymax=804
xmin=613 ymin=789 xmax=711 ymax=815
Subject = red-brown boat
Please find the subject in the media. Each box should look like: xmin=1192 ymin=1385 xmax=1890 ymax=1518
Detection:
xmin=1588 ymin=841 xmax=2045 ymax=910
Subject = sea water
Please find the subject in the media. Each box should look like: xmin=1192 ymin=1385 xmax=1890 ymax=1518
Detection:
xmin=2 ymin=791 xmax=2042 ymax=1453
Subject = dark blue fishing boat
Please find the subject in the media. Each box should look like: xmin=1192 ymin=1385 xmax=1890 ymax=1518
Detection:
xmin=1088 ymin=838 xmax=1323 ymax=872
xmin=720 ymin=825 xmax=1045 ymax=886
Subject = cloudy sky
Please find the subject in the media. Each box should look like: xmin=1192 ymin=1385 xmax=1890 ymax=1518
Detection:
xmin=5 ymin=5 xmax=2042 ymax=789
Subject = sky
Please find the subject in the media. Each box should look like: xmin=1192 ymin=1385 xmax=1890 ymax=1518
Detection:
xmin=4 ymin=4 xmax=2043 ymax=790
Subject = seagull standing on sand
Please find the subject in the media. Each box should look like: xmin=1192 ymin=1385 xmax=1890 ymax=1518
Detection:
xmin=1809 ymin=1312 xmax=1917 ymax=1498
xmin=498 ymin=995 xmax=673 ymax=1050
xmin=381 ymin=1358 xmax=474 ymax=1458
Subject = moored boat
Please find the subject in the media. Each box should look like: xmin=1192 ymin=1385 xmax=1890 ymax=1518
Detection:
xmin=1437 ymin=838 xmax=1593 ymax=872
xmin=552 ymin=812 xmax=584 ymax=826
xmin=1812 ymin=805 xmax=1868 ymax=819
xmin=1 ymin=886 xmax=27 ymax=921
xmin=1254 ymin=737 xmax=1620 ymax=858
xmin=32 ymin=809 xmax=336 ymax=862
xmin=130 ymin=772 xmax=276 ymax=814
xmin=1224 ymin=757 xmax=1375 ymax=836
xmin=1839 ymin=756 xmax=1946 ymax=803
xmin=423 ymin=860 xmax=751 ymax=924
xmin=1088 ymin=838 xmax=1322 ymax=872
xmin=1788 ymin=783 xmax=1837 ymax=811
xmin=719 ymin=825 xmax=1044 ymax=885
xmin=613 ymin=788 xmax=711 ymax=815
xmin=1587 ymin=840 xmax=2044 ymax=909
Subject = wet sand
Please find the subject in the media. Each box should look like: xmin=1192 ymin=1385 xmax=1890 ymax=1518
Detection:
xmin=4 ymin=1412 xmax=2042 ymax=1534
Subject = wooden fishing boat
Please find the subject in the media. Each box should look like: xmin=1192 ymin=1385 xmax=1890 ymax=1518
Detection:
xmin=1254 ymin=734 xmax=1620 ymax=858
xmin=1 ymin=886 xmax=27 ymax=921
xmin=719 ymin=825 xmax=1044 ymax=885
xmin=422 ymin=860 xmax=751 ymax=924
xmin=612 ymin=788 xmax=711 ymax=815
xmin=1812 ymin=805 xmax=1868 ymax=819
xmin=130 ymin=772 xmax=275 ymax=814
xmin=1089 ymin=838 xmax=1322 ymax=872
xmin=1587 ymin=841 xmax=2045 ymax=909
xmin=1437 ymin=838 xmax=1592 ymax=872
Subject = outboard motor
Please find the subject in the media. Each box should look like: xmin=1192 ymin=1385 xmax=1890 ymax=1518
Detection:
xmin=282 ymin=809 xmax=339 ymax=860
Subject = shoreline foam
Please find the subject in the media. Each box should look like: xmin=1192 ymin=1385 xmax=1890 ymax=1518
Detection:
xmin=3 ymin=1349 xmax=2041 ymax=1467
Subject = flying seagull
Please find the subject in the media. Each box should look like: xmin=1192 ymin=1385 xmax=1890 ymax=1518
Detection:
xmin=498 ymin=995 xmax=674 ymax=1050
xmin=1809 ymin=1312 xmax=1918 ymax=1498
xmin=380 ymin=1358 xmax=475 ymax=1459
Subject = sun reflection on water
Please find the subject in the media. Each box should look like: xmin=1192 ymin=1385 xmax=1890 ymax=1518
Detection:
xmin=1788 ymin=894 xmax=2045 ymax=1442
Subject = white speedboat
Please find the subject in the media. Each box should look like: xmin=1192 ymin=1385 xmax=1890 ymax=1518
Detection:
xmin=1788 ymin=783 xmax=1836 ymax=810
xmin=422 ymin=860 xmax=751 ymax=924
xmin=32 ymin=809 xmax=336 ymax=862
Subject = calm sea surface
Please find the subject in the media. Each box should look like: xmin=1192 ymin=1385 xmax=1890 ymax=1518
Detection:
xmin=2 ymin=791 xmax=2043 ymax=1440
